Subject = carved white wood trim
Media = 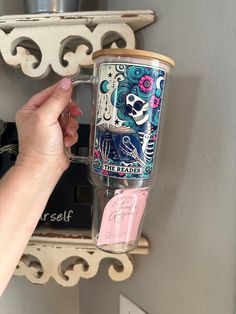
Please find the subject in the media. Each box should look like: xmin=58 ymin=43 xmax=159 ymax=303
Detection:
xmin=14 ymin=228 xmax=149 ymax=287
xmin=0 ymin=10 xmax=154 ymax=79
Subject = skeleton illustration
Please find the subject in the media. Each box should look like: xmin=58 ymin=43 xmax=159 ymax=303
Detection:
xmin=94 ymin=63 xmax=165 ymax=180
xmin=99 ymin=138 xmax=111 ymax=163
xmin=138 ymin=122 xmax=155 ymax=163
xmin=156 ymin=76 xmax=164 ymax=90
xmin=120 ymin=136 xmax=145 ymax=167
xmin=125 ymin=93 xmax=149 ymax=125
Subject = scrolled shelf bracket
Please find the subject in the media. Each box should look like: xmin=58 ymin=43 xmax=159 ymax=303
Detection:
xmin=0 ymin=10 xmax=154 ymax=79
xmin=15 ymin=228 xmax=149 ymax=287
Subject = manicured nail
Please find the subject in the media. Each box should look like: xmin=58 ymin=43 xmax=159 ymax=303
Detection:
xmin=60 ymin=78 xmax=72 ymax=91
xmin=70 ymin=106 xmax=83 ymax=116
xmin=75 ymin=107 xmax=83 ymax=115
xmin=66 ymin=129 xmax=74 ymax=136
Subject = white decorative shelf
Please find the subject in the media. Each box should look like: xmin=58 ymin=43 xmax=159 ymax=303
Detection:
xmin=15 ymin=228 xmax=149 ymax=287
xmin=0 ymin=10 xmax=154 ymax=78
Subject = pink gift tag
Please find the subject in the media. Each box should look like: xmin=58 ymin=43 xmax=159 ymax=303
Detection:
xmin=97 ymin=188 xmax=149 ymax=246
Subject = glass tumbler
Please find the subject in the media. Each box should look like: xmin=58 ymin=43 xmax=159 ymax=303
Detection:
xmin=68 ymin=48 xmax=175 ymax=253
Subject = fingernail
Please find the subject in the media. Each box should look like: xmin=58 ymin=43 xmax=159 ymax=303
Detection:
xmin=70 ymin=106 xmax=83 ymax=116
xmin=66 ymin=130 xmax=73 ymax=136
xmin=76 ymin=107 xmax=83 ymax=115
xmin=60 ymin=78 xmax=72 ymax=91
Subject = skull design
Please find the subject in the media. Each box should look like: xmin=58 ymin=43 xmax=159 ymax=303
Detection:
xmin=125 ymin=94 xmax=149 ymax=125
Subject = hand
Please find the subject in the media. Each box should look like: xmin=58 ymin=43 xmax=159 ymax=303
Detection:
xmin=15 ymin=78 xmax=81 ymax=173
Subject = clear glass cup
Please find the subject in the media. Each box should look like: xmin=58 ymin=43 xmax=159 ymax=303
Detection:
xmin=69 ymin=48 xmax=175 ymax=253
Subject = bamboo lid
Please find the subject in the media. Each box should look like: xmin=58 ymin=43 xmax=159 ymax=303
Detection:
xmin=92 ymin=48 xmax=175 ymax=67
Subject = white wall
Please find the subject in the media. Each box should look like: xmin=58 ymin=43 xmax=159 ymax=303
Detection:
xmin=1 ymin=1 xmax=236 ymax=314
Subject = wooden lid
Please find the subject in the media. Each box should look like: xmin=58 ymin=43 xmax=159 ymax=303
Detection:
xmin=92 ymin=48 xmax=175 ymax=67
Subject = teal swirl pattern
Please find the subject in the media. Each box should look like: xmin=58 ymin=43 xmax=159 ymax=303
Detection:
xmin=111 ymin=65 xmax=165 ymax=131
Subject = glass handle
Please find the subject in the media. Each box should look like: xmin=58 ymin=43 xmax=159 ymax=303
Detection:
xmin=62 ymin=75 xmax=94 ymax=164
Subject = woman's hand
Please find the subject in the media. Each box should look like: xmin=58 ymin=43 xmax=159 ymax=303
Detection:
xmin=0 ymin=78 xmax=83 ymax=295
xmin=15 ymin=78 xmax=81 ymax=173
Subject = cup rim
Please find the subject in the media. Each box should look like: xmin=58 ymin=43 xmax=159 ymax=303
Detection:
xmin=92 ymin=48 xmax=175 ymax=68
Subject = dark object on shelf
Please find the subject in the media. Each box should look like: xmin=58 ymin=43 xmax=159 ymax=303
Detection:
xmin=0 ymin=122 xmax=92 ymax=229
xmin=25 ymin=0 xmax=80 ymax=14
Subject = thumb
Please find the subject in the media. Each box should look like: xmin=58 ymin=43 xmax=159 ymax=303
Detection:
xmin=37 ymin=78 xmax=72 ymax=121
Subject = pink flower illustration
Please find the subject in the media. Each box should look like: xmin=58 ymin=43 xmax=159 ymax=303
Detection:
xmin=94 ymin=150 xmax=100 ymax=159
xmin=118 ymin=172 xmax=125 ymax=177
xmin=150 ymin=95 xmax=160 ymax=108
xmin=138 ymin=75 xmax=154 ymax=92
xmin=152 ymin=134 xmax=157 ymax=141
xmin=102 ymin=170 xmax=109 ymax=176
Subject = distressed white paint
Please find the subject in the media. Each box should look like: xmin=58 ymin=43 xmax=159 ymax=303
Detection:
xmin=14 ymin=228 xmax=149 ymax=286
xmin=0 ymin=11 xmax=154 ymax=78
xmin=0 ymin=11 xmax=154 ymax=29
